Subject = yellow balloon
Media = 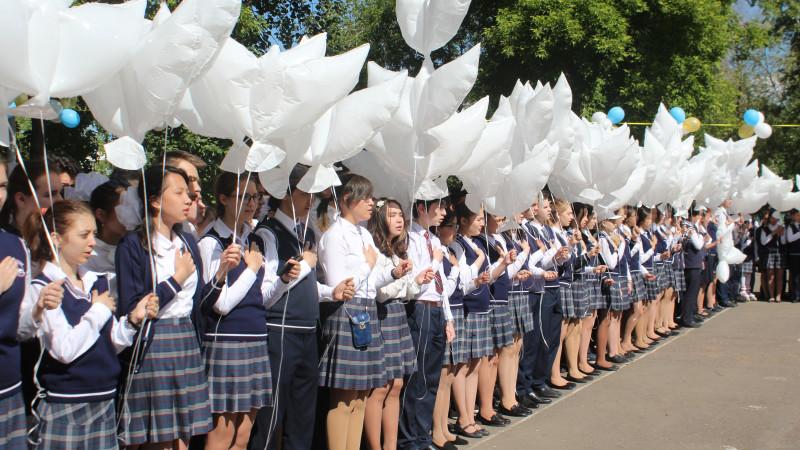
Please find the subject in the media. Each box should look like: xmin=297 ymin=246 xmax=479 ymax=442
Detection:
xmin=59 ymin=97 xmax=78 ymax=109
xmin=683 ymin=117 xmax=701 ymax=132
xmin=738 ymin=124 xmax=754 ymax=139
xmin=13 ymin=94 xmax=28 ymax=106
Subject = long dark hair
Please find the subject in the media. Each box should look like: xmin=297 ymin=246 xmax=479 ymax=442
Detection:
xmin=90 ymin=181 xmax=124 ymax=233
xmin=367 ymin=198 xmax=409 ymax=259
xmin=137 ymin=165 xmax=190 ymax=248
xmin=0 ymin=159 xmax=54 ymax=227
xmin=213 ymin=171 xmax=251 ymax=218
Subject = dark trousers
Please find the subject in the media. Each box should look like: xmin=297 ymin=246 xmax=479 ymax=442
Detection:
xmin=789 ymin=255 xmax=800 ymax=300
xmin=249 ymin=328 xmax=318 ymax=450
xmin=683 ymin=268 xmax=702 ymax=324
xmin=398 ymin=303 xmax=446 ymax=450
xmin=717 ymin=264 xmax=743 ymax=303
xmin=517 ymin=292 xmax=542 ymax=396
xmin=531 ymin=288 xmax=562 ymax=389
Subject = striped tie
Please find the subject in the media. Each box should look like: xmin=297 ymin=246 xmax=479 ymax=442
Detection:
xmin=425 ymin=231 xmax=443 ymax=294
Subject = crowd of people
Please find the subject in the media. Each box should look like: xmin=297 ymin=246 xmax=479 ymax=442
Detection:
xmin=1 ymin=152 xmax=798 ymax=450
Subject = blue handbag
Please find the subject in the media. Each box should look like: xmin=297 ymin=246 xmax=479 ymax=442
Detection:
xmin=344 ymin=306 xmax=372 ymax=348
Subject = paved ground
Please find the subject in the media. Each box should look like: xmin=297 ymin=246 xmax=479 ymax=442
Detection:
xmin=468 ymin=301 xmax=800 ymax=449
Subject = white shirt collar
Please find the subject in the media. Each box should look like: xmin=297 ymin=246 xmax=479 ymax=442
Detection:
xmin=211 ymin=218 xmax=252 ymax=241
xmin=275 ymin=210 xmax=301 ymax=236
xmin=42 ymin=261 xmax=100 ymax=298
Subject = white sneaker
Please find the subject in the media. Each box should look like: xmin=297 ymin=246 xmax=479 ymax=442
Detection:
xmin=748 ymin=293 xmax=757 ymax=301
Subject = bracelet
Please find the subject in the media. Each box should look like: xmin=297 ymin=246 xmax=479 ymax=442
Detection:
xmin=126 ymin=314 xmax=141 ymax=331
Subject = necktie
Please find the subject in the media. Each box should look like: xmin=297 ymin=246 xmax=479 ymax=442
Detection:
xmin=424 ymin=231 xmax=443 ymax=295
xmin=295 ymin=222 xmax=305 ymax=242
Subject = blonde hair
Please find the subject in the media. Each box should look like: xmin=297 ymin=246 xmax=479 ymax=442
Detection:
xmin=550 ymin=198 xmax=570 ymax=226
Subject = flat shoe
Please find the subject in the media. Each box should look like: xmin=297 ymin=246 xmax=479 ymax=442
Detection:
xmin=476 ymin=414 xmax=507 ymax=427
xmin=453 ymin=423 xmax=482 ymax=439
xmin=565 ymin=375 xmax=588 ymax=383
xmin=593 ymin=363 xmax=618 ymax=371
xmin=548 ymin=381 xmax=576 ymax=390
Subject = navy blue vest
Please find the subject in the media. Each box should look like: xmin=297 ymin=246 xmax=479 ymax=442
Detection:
xmin=553 ymin=231 xmax=574 ymax=286
xmin=521 ymin=223 xmax=545 ymax=293
xmin=787 ymin=223 xmax=800 ymax=255
xmin=35 ymin=274 xmax=119 ymax=402
xmin=541 ymin=225 xmax=563 ymax=290
xmin=199 ymin=228 xmax=268 ymax=341
xmin=758 ymin=225 xmax=781 ymax=254
xmin=482 ymin=235 xmax=509 ymax=303
xmin=683 ymin=228 xmax=706 ymax=269
xmin=0 ymin=232 xmax=28 ymax=398
xmin=707 ymin=222 xmax=718 ymax=256
xmin=260 ymin=218 xmax=320 ymax=328
xmin=456 ymin=235 xmax=490 ymax=314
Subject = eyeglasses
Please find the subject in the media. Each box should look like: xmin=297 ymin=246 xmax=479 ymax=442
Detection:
xmin=237 ymin=193 xmax=263 ymax=204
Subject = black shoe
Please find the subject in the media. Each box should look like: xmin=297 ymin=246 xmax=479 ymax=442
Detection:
xmin=607 ymin=354 xmax=628 ymax=364
xmin=718 ymin=301 xmax=735 ymax=308
xmin=451 ymin=436 xmax=468 ymax=445
xmin=669 ymin=330 xmax=680 ymax=336
xmin=533 ymin=386 xmax=562 ymax=399
xmin=523 ymin=391 xmax=551 ymax=404
xmin=654 ymin=330 xmax=670 ymax=338
xmin=453 ymin=422 xmax=483 ymax=439
xmin=693 ymin=314 xmax=706 ymax=322
xmin=431 ymin=442 xmax=457 ymax=450
xmin=476 ymin=413 xmax=507 ymax=427
xmin=516 ymin=394 xmax=541 ymax=408
xmin=476 ymin=426 xmax=490 ymax=436
xmin=498 ymin=403 xmax=531 ymax=417
xmin=548 ymin=381 xmax=576 ymax=390
xmin=680 ymin=321 xmax=701 ymax=328
xmin=593 ymin=363 xmax=618 ymax=371
xmin=565 ymin=374 xmax=588 ymax=383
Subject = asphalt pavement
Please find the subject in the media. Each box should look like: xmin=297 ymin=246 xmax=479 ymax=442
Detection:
xmin=468 ymin=301 xmax=800 ymax=449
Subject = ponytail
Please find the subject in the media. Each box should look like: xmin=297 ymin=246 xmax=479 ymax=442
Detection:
xmin=23 ymin=200 xmax=92 ymax=266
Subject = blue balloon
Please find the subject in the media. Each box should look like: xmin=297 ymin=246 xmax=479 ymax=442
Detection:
xmin=669 ymin=107 xmax=686 ymax=124
xmin=743 ymin=109 xmax=760 ymax=127
xmin=60 ymin=109 xmax=80 ymax=128
xmin=607 ymin=106 xmax=625 ymax=124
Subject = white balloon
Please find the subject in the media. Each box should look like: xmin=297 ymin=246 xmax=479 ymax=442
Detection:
xmin=104 ymin=136 xmax=147 ymax=170
xmin=396 ymin=0 xmax=472 ymax=58
xmin=83 ymin=0 xmax=241 ymax=142
xmin=0 ymin=0 xmax=147 ymax=106
xmin=754 ymin=122 xmax=772 ymax=139
xmin=716 ymin=261 xmax=729 ymax=283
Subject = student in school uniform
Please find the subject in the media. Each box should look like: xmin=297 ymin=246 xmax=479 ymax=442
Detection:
xmin=547 ymin=199 xmax=584 ymax=389
xmin=618 ymin=206 xmax=647 ymax=356
xmin=515 ymin=196 xmax=565 ymax=401
xmin=574 ymin=208 xmax=605 ymax=376
xmin=162 ymin=151 xmax=207 ymax=240
xmin=738 ymin=218 xmax=757 ymax=301
xmin=81 ymin=181 xmax=130 ymax=300
xmin=472 ymin=214 xmax=517 ymax=427
xmin=635 ymin=207 xmax=661 ymax=349
xmin=449 ymin=203 xmax=493 ymax=439
xmin=432 ymin=208 xmax=475 ymax=448
xmin=598 ymin=214 xmax=630 ymax=365
xmin=115 ymin=165 xmax=237 ymax=449
xmin=681 ymin=208 xmax=707 ymax=328
xmin=0 ymin=158 xmax=58 ymax=450
xmin=25 ymin=200 xmax=158 ymax=449
xmin=495 ymin=215 xmax=535 ymax=417
xmin=198 ymin=172 xmax=272 ymax=450
xmin=759 ymin=210 xmax=787 ymax=302
xmin=648 ymin=208 xmax=671 ymax=341
xmin=398 ymin=197 xmax=456 ymax=450
xmin=666 ymin=212 xmax=687 ymax=329
xmin=248 ymin=165 xmax=355 ymax=450
xmin=365 ymin=198 xmax=433 ymax=450
xmin=784 ymin=210 xmax=800 ymax=303
xmin=317 ymin=175 xmax=399 ymax=450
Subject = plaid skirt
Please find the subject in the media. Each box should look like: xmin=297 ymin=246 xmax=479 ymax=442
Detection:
xmin=673 ymin=264 xmax=687 ymax=291
xmin=661 ymin=263 xmax=676 ymax=289
xmin=643 ymin=273 xmax=661 ymax=301
xmin=119 ymin=318 xmax=212 ymax=445
xmin=558 ymin=283 xmax=576 ymax=319
xmin=654 ymin=264 xmax=669 ymax=292
xmin=489 ymin=302 xmax=514 ymax=349
xmin=318 ymin=297 xmax=386 ymax=390
xmin=630 ymin=272 xmax=647 ymax=303
xmin=446 ymin=306 xmax=468 ymax=365
xmin=377 ymin=299 xmax=416 ymax=379
xmin=0 ymin=392 xmax=27 ymax=449
xmin=586 ymin=280 xmax=605 ymax=311
xmin=37 ymin=399 xmax=117 ymax=450
xmin=568 ymin=280 xmax=589 ymax=319
xmin=741 ymin=259 xmax=754 ymax=274
xmin=762 ymin=252 xmax=786 ymax=270
xmin=603 ymin=276 xmax=631 ymax=310
xmin=202 ymin=339 xmax=272 ymax=413
xmin=463 ymin=311 xmax=493 ymax=359
xmin=508 ymin=292 xmax=534 ymax=335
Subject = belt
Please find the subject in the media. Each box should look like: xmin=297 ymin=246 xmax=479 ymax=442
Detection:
xmin=415 ymin=300 xmax=442 ymax=307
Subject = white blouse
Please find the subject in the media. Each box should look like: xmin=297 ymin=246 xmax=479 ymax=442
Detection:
xmin=153 ymin=231 xmax=198 ymax=319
